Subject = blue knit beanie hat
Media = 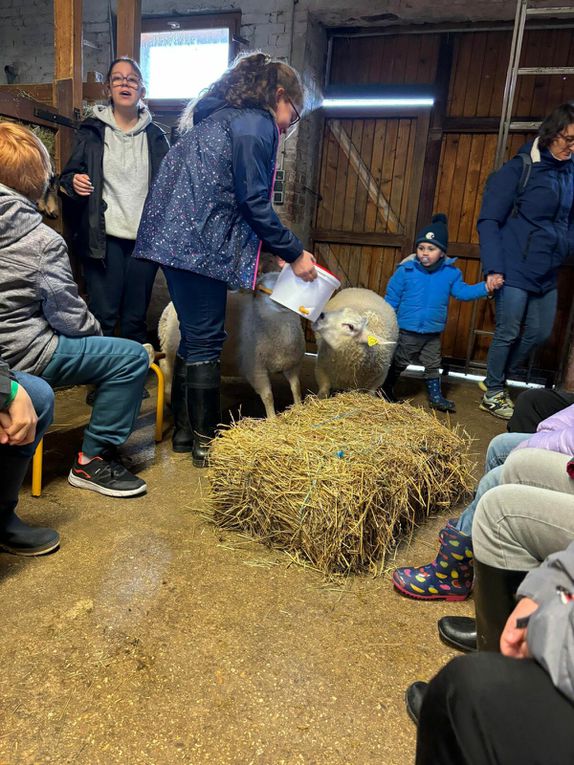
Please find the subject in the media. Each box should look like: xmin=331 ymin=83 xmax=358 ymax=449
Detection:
xmin=415 ymin=213 xmax=448 ymax=253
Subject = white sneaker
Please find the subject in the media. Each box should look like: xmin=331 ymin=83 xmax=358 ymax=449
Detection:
xmin=479 ymin=391 xmax=514 ymax=420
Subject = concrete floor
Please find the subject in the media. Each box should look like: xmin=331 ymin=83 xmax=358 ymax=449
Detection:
xmin=0 ymin=363 xmax=506 ymax=765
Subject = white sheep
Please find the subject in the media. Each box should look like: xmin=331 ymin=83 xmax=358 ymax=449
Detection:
xmin=312 ymin=287 xmax=398 ymax=398
xmin=158 ymin=271 xmax=305 ymax=418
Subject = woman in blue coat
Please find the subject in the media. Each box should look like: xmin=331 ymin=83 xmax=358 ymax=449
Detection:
xmin=478 ymin=103 xmax=574 ymax=420
xmin=134 ymin=53 xmax=317 ymax=467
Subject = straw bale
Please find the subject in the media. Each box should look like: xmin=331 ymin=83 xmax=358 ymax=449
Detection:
xmin=208 ymin=392 xmax=474 ymax=576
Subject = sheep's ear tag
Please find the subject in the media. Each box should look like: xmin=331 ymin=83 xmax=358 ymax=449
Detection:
xmin=367 ymin=335 xmax=379 ymax=347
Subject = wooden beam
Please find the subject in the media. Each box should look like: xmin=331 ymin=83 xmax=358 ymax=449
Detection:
xmin=53 ymin=79 xmax=75 ymax=173
xmin=312 ymin=229 xmax=406 ymax=248
xmin=415 ymin=35 xmax=454 ymax=233
xmin=0 ymin=92 xmax=61 ymax=128
xmin=54 ymin=0 xmax=83 ymax=111
xmin=443 ymin=117 xmax=542 ymax=134
xmin=117 ymin=0 xmax=142 ymax=62
xmin=0 ymin=83 xmax=54 ymax=106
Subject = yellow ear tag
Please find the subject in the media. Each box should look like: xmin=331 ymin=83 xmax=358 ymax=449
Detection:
xmin=367 ymin=335 xmax=379 ymax=346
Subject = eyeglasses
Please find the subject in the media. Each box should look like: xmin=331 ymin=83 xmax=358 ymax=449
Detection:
xmin=558 ymin=132 xmax=574 ymax=145
xmin=110 ymin=74 xmax=141 ymax=89
xmin=286 ymin=97 xmax=301 ymax=128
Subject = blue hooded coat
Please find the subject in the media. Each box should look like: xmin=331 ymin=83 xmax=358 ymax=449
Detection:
xmin=384 ymin=255 xmax=487 ymax=334
xmin=133 ymin=97 xmax=303 ymax=289
xmin=477 ymin=138 xmax=574 ymax=294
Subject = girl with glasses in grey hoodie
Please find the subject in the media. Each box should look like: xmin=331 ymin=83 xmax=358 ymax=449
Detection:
xmin=60 ymin=57 xmax=169 ymax=353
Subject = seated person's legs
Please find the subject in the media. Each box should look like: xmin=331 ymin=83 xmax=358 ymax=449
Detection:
xmin=416 ymin=653 xmax=574 ymax=765
xmin=392 ymin=431 xmax=531 ymax=600
xmin=41 ymin=335 xmax=150 ymax=497
xmin=471 ymin=451 xmax=574 ymax=650
xmin=473 ymin=449 xmax=574 ymax=572
xmin=0 ymin=372 xmax=59 ymax=555
xmin=508 ymin=387 xmax=574 ymax=434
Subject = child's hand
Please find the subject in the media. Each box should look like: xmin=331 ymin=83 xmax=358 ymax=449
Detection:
xmin=486 ymin=273 xmax=504 ymax=292
xmin=72 ymin=173 xmax=94 ymax=196
xmin=292 ymin=250 xmax=318 ymax=281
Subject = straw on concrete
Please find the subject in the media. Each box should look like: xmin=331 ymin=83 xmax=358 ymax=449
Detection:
xmin=208 ymin=392 xmax=474 ymax=576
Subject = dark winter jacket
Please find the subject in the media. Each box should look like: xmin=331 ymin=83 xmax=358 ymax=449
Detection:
xmin=133 ymin=97 xmax=304 ymax=290
xmin=384 ymin=255 xmax=488 ymax=334
xmin=0 ymin=183 xmax=101 ymax=375
xmin=478 ymin=138 xmax=574 ymax=294
xmin=59 ymin=114 xmax=169 ymax=260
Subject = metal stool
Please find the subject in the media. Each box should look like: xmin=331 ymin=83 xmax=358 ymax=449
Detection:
xmin=31 ymin=355 xmax=165 ymax=497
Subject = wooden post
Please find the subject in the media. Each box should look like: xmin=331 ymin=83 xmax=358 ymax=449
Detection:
xmin=54 ymin=0 xmax=83 ymax=111
xmin=117 ymin=0 xmax=142 ymax=62
xmin=415 ymin=35 xmax=454 ymax=234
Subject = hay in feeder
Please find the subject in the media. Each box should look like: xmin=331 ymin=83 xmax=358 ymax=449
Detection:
xmin=208 ymin=392 xmax=475 ymax=576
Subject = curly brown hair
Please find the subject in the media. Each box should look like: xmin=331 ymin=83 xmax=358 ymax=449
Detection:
xmin=197 ymin=52 xmax=304 ymax=115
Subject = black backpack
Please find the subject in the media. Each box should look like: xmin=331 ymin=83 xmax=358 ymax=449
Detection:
xmin=486 ymin=153 xmax=532 ymax=217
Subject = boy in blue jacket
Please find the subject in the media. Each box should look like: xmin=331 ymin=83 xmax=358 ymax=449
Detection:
xmin=383 ymin=214 xmax=496 ymax=412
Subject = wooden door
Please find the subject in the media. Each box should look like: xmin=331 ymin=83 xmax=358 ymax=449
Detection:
xmin=312 ymin=112 xmax=430 ymax=299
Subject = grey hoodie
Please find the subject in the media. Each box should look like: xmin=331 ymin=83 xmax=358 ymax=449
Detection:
xmin=0 ymin=183 xmax=101 ymax=375
xmin=92 ymin=104 xmax=151 ymax=240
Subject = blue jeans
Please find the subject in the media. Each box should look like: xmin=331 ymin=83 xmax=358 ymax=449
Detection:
xmin=1 ymin=372 xmax=55 ymax=459
xmin=485 ymin=285 xmax=557 ymax=395
xmin=163 ymin=266 xmax=228 ymax=363
xmin=83 ymin=237 xmax=158 ymax=343
xmin=41 ymin=335 xmax=149 ymax=456
xmin=455 ymin=432 xmax=530 ymax=535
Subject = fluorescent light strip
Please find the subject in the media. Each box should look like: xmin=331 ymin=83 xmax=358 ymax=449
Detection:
xmin=322 ymin=97 xmax=434 ymax=108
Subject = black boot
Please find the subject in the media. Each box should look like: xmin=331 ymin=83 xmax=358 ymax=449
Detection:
xmin=0 ymin=452 xmax=60 ymax=556
xmin=184 ymin=360 xmax=221 ymax=468
xmin=381 ymin=363 xmax=405 ymax=403
xmin=437 ymin=616 xmax=477 ymax=653
xmin=474 ymin=559 xmax=526 ymax=652
xmin=171 ymin=355 xmax=194 ymax=453
xmin=438 ymin=562 xmax=527 ymax=652
xmin=405 ymin=681 xmax=428 ymax=725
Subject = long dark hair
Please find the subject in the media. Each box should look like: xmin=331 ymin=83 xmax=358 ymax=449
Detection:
xmin=538 ymin=102 xmax=574 ymax=148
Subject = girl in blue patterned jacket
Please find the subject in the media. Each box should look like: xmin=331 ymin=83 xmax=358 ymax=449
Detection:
xmin=383 ymin=214 xmax=496 ymax=412
xmin=134 ymin=53 xmax=317 ymax=468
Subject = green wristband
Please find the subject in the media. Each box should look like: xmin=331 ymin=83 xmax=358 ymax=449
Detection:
xmin=4 ymin=379 xmax=19 ymax=408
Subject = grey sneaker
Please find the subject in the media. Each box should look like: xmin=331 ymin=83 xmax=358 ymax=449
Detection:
xmin=480 ymin=391 xmax=514 ymax=420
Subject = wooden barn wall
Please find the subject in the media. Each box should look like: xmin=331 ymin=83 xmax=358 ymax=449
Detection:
xmin=314 ymin=29 xmax=574 ymax=380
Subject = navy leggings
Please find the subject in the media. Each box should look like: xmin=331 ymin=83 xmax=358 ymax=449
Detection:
xmin=162 ymin=266 xmax=228 ymax=363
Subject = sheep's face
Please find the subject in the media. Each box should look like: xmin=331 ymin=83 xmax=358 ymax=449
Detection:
xmin=312 ymin=308 xmax=369 ymax=350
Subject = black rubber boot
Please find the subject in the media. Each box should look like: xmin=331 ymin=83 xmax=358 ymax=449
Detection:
xmin=381 ymin=363 xmax=405 ymax=403
xmin=0 ymin=452 xmax=60 ymax=556
xmin=171 ymin=355 xmax=194 ymax=453
xmin=184 ymin=360 xmax=221 ymax=468
xmin=474 ymin=559 xmax=526 ymax=652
